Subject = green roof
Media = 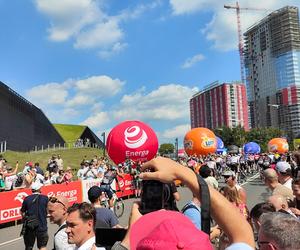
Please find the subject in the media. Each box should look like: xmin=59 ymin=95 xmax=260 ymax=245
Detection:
xmin=53 ymin=124 xmax=86 ymax=143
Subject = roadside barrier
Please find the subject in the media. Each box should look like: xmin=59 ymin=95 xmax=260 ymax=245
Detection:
xmin=0 ymin=174 xmax=134 ymax=225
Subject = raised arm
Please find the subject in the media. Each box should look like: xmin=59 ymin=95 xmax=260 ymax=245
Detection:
xmin=140 ymin=157 xmax=255 ymax=248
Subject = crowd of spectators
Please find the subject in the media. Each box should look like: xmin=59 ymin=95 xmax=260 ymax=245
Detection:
xmin=2 ymin=150 xmax=300 ymax=249
xmin=0 ymin=154 xmax=143 ymax=193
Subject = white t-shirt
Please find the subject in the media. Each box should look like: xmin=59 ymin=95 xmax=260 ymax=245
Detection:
xmin=5 ymin=175 xmax=17 ymax=190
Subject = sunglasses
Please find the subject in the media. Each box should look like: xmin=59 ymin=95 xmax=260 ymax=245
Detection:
xmin=49 ymin=196 xmax=66 ymax=208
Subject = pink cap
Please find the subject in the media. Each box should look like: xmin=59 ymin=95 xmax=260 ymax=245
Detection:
xmin=130 ymin=210 xmax=212 ymax=250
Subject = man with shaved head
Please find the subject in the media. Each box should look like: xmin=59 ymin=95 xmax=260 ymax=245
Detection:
xmin=267 ymin=194 xmax=297 ymax=217
xmin=263 ymin=168 xmax=294 ymax=201
xmin=48 ymin=196 xmax=75 ymax=250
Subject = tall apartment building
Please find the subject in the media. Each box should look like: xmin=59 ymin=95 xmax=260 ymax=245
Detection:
xmin=244 ymin=6 xmax=300 ymax=137
xmin=190 ymin=81 xmax=249 ymax=130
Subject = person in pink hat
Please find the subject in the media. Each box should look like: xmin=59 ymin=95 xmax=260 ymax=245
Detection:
xmin=110 ymin=157 xmax=255 ymax=250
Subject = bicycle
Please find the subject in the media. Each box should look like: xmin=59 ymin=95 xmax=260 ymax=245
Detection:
xmin=100 ymin=186 xmax=125 ymax=218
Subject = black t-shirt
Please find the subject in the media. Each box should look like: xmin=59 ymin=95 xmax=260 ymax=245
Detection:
xmin=296 ymin=199 xmax=300 ymax=210
xmin=21 ymin=193 xmax=48 ymax=232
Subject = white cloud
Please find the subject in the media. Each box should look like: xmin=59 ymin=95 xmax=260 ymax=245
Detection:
xmin=162 ymin=124 xmax=191 ymax=139
xmin=25 ymin=75 xmax=125 ymax=123
xmin=34 ymin=0 xmax=161 ymax=56
xmin=181 ymin=53 xmax=205 ymax=68
xmin=66 ymin=94 xmax=93 ymax=107
xmin=115 ymin=84 xmax=198 ymax=121
xmin=26 ymin=82 xmax=69 ymax=105
xmin=75 ymin=75 xmax=124 ymax=97
xmin=170 ymin=0 xmax=300 ymax=51
xmin=98 ymin=42 xmax=128 ymax=59
xmin=80 ymin=111 xmax=110 ymax=129
xmin=74 ymin=19 xmax=123 ymax=49
xmin=35 ymin=0 xmax=102 ymax=41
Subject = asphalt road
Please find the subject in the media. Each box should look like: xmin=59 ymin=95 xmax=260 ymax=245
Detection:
xmin=0 ymin=174 xmax=269 ymax=250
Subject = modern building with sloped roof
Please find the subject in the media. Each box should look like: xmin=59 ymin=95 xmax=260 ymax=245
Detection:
xmin=0 ymin=81 xmax=65 ymax=151
xmin=53 ymin=124 xmax=103 ymax=148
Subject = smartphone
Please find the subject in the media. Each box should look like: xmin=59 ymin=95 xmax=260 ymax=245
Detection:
xmin=140 ymin=180 xmax=164 ymax=215
xmin=95 ymin=228 xmax=127 ymax=247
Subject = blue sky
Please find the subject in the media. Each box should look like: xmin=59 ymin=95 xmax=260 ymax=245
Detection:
xmin=1 ymin=0 xmax=299 ymax=146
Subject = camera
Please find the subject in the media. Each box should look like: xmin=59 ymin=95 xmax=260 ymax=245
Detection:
xmin=95 ymin=228 xmax=127 ymax=248
xmin=139 ymin=180 xmax=178 ymax=215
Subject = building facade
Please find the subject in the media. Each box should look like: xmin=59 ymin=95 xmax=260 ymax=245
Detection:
xmin=190 ymin=81 xmax=249 ymax=130
xmin=0 ymin=81 xmax=65 ymax=151
xmin=244 ymin=6 xmax=300 ymax=137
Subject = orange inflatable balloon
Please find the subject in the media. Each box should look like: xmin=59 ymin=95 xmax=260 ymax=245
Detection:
xmin=268 ymin=138 xmax=289 ymax=153
xmin=184 ymin=128 xmax=217 ymax=156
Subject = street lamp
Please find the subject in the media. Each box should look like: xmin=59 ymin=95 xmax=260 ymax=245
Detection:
xmin=175 ymin=138 xmax=178 ymax=160
xmin=101 ymin=132 xmax=106 ymax=157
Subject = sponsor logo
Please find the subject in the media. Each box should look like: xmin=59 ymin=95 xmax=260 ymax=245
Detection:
xmin=124 ymin=126 xmax=148 ymax=149
xmin=47 ymin=190 xmax=77 ymax=198
xmin=125 ymin=150 xmax=149 ymax=158
xmin=184 ymin=140 xmax=193 ymax=150
xmin=119 ymin=180 xmax=125 ymax=188
xmin=0 ymin=207 xmax=22 ymax=221
xmin=14 ymin=192 xmax=29 ymax=204
xmin=201 ymin=136 xmax=215 ymax=148
xmin=269 ymin=145 xmax=278 ymax=151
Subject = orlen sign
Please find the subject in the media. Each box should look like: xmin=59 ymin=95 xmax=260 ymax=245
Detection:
xmin=106 ymin=120 xmax=158 ymax=164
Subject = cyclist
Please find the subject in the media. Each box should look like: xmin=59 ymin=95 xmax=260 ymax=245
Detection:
xmin=100 ymin=165 xmax=118 ymax=209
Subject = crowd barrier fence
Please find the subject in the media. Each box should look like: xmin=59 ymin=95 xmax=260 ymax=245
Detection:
xmin=0 ymin=174 xmax=134 ymax=225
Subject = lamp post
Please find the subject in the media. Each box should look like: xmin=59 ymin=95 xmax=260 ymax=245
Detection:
xmin=101 ymin=132 xmax=106 ymax=157
xmin=175 ymin=138 xmax=178 ymax=160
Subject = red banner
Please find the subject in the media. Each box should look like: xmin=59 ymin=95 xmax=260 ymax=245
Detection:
xmin=116 ymin=174 xmax=134 ymax=198
xmin=0 ymin=181 xmax=82 ymax=224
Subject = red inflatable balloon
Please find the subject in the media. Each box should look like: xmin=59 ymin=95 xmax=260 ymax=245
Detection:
xmin=106 ymin=121 xmax=158 ymax=164
xmin=184 ymin=128 xmax=217 ymax=156
xmin=268 ymin=138 xmax=289 ymax=154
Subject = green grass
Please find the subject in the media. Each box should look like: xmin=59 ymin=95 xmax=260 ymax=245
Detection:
xmin=53 ymin=124 xmax=86 ymax=144
xmin=2 ymin=148 xmax=105 ymax=171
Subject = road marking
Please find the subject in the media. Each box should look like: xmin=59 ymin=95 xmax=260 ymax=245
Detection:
xmin=0 ymin=237 xmax=22 ymax=247
xmin=241 ymin=173 xmax=260 ymax=186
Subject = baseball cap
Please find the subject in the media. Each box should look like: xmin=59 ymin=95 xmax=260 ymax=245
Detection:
xmin=28 ymin=162 xmax=33 ymax=167
xmin=31 ymin=182 xmax=43 ymax=191
xmin=222 ymin=170 xmax=235 ymax=177
xmin=130 ymin=210 xmax=212 ymax=250
xmin=88 ymin=186 xmax=102 ymax=203
xmin=275 ymin=161 xmax=291 ymax=174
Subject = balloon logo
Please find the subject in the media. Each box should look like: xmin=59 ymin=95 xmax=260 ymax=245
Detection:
xmin=216 ymin=136 xmax=224 ymax=149
xmin=267 ymin=138 xmax=289 ymax=154
xmin=124 ymin=126 xmax=148 ymax=149
xmin=184 ymin=128 xmax=217 ymax=156
xmin=106 ymin=121 xmax=158 ymax=164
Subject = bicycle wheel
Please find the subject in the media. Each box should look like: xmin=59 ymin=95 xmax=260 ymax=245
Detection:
xmin=114 ymin=199 xmax=125 ymax=218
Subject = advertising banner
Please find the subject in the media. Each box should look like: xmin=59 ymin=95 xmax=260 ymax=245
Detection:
xmin=116 ymin=174 xmax=134 ymax=198
xmin=0 ymin=181 xmax=82 ymax=224
xmin=81 ymin=178 xmax=103 ymax=202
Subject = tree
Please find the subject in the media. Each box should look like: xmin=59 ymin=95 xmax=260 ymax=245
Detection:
xmin=159 ymin=143 xmax=175 ymax=155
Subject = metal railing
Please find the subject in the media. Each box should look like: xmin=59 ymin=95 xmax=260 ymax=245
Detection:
xmin=30 ymin=140 xmax=102 ymax=153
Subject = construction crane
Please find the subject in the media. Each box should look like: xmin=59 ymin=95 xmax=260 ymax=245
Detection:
xmin=224 ymin=2 xmax=270 ymax=84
